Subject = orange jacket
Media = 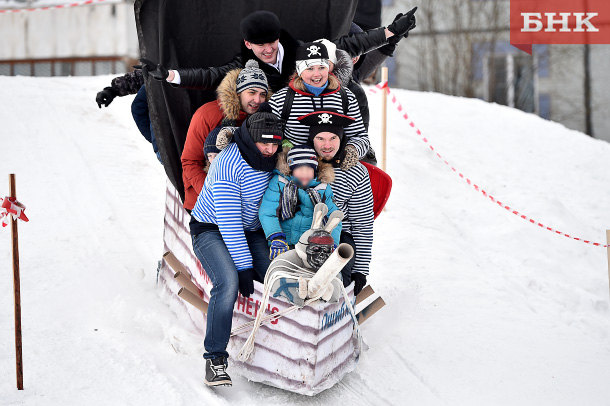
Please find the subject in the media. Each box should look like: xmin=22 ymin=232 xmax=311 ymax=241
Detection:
xmin=181 ymin=100 xmax=247 ymax=210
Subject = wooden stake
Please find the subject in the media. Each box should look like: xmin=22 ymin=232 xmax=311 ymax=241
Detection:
xmin=606 ymin=230 xmax=610 ymax=300
xmin=381 ymin=67 xmax=389 ymax=173
xmin=9 ymin=174 xmax=24 ymax=390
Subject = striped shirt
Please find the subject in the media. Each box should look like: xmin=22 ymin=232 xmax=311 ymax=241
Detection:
xmin=191 ymin=143 xmax=273 ymax=271
xmin=269 ymin=83 xmax=370 ymax=158
xmin=331 ymin=163 xmax=374 ymax=275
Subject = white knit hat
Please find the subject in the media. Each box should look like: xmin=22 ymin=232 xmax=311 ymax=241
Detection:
xmin=315 ymin=39 xmax=337 ymax=64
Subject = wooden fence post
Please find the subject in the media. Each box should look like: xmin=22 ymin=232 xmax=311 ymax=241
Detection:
xmin=606 ymin=230 xmax=610 ymax=300
xmin=9 ymin=174 xmax=24 ymax=390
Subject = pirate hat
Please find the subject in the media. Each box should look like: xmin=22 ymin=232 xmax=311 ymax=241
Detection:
xmin=295 ymin=42 xmax=330 ymax=76
xmin=297 ymin=108 xmax=355 ymax=141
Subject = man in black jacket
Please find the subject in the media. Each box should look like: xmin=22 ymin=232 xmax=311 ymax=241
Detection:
xmin=142 ymin=9 xmax=417 ymax=93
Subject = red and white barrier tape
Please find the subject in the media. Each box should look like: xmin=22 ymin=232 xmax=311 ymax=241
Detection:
xmin=0 ymin=0 xmax=110 ymax=14
xmin=0 ymin=196 xmax=29 ymax=228
xmin=369 ymin=81 xmax=608 ymax=248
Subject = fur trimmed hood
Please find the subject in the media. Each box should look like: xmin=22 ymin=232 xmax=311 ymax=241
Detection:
xmin=275 ymin=148 xmax=335 ymax=184
xmin=291 ymin=73 xmax=341 ymax=94
xmin=216 ymin=68 xmax=271 ymax=124
xmin=332 ymin=49 xmax=354 ymax=87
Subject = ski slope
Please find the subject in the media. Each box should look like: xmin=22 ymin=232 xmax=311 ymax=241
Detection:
xmin=1 ymin=75 xmax=610 ymax=406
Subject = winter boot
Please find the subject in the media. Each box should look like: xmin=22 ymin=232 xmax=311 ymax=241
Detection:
xmin=204 ymin=356 xmax=232 ymax=387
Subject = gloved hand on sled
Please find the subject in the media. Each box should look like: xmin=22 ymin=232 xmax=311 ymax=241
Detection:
xmin=96 ymin=87 xmax=117 ymax=108
xmin=269 ymin=233 xmax=289 ymax=260
xmin=387 ymin=7 xmax=417 ymax=39
xmin=238 ymin=268 xmax=255 ymax=298
xmin=352 ymin=272 xmax=367 ymax=296
xmin=340 ymin=144 xmax=360 ymax=171
xmin=137 ymin=58 xmax=170 ymax=81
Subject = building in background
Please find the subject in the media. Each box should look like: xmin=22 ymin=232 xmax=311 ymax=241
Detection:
xmin=381 ymin=0 xmax=610 ymax=141
xmin=0 ymin=0 xmax=138 ymax=77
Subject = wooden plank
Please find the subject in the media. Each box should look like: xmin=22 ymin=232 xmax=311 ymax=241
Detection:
xmin=355 ymin=285 xmax=374 ymax=305
xmin=356 ymin=297 xmax=386 ymax=325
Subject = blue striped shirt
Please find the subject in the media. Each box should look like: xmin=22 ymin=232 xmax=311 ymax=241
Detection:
xmin=191 ymin=143 xmax=273 ymax=271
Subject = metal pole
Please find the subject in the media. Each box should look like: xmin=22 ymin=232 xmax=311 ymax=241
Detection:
xmin=9 ymin=174 xmax=24 ymax=390
xmin=381 ymin=67 xmax=388 ymax=172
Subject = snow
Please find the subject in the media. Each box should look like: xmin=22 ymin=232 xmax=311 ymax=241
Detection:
xmin=1 ymin=75 xmax=610 ymax=405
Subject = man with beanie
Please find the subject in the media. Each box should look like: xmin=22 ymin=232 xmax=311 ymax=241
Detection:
xmin=259 ymin=144 xmax=341 ymax=260
xmin=140 ymin=9 xmax=415 ymax=92
xmin=181 ymin=60 xmax=269 ymax=211
xmin=189 ymin=103 xmax=283 ymax=387
xmin=298 ymin=109 xmax=374 ymax=296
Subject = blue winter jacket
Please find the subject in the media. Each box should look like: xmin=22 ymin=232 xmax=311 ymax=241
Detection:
xmin=131 ymin=85 xmax=159 ymax=154
xmin=259 ymin=170 xmax=342 ymax=246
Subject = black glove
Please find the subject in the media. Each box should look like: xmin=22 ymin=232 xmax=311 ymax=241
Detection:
xmin=96 ymin=87 xmax=117 ymax=108
xmin=138 ymin=58 xmax=169 ymax=81
xmin=352 ymin=272 xmax=367 ymax=296
xmin=238 ymin=268 xmax=255 ymax=298
xmin=387 ymin=7 xmax=417 ymax=39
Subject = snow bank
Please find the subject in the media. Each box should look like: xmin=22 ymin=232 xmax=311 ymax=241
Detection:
xmin=1 ymin=76 xmax=609 ymax=405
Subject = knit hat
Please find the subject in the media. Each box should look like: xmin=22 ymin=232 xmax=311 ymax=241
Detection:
xmin=297 ymin=108 xmax=355 ymax=141
xmin=236 ymin=60 xmax=269 ymax=93
xmin=240 ymin=11 xmax=281 ymax=44
xmin=295 ymin=42 xmax=330 ymax=76
xmin=246 ymin=102 xmax=284 ymax=144
xmin=204 ymin=126 xmax=222 ymax=156
xmin=287 ymin=145 xmax=318 ymax=174
xmin=314 ymin=39 xmax=337 ymax=64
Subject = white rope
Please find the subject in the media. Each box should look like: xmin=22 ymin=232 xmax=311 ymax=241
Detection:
xmin=233 ymin=259 xmax=362 ymax=362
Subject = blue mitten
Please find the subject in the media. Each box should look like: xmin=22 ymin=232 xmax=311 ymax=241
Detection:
xmin=269 ymin=233 xmax=289 ymax=260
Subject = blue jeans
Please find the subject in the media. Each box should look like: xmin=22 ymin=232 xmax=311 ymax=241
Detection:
xmin=191 ymin=228 xmax=270 ymax=360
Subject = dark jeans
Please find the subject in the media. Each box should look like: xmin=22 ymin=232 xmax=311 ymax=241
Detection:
xmin=191 ymin=228 xmax=270 ymax=360
xmin=340 ymin=231 xmax=357 ymax=285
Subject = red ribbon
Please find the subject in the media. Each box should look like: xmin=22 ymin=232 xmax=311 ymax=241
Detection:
xmin=0 ymin=196 xmax=28 ymax=227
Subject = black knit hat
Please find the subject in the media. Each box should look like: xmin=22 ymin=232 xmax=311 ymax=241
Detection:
xmin=246 ymin=102 xmax=284 ymax=144
xmin=297 ymin=109 xmax=355 ymax=142
xmin=204 ymin=126 xmax=222 ymax=156
xmin=240 ymin=11 xmax=281 ymax=44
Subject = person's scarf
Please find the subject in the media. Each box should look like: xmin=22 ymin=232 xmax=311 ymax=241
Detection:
xmin=234 ymin=122 xmax=278 ymax=172
xmin=304 ymin=80 xmax=328 ymax=97
xmin=280 ymin=179 xmax=323 ymax=220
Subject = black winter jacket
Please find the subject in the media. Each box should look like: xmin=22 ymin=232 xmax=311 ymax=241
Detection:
xmin=175 ymin=28 xmax=389 ymax=93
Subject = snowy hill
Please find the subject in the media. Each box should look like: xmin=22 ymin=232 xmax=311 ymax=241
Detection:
xmin=1 ymin=75 xmax=610 ymax=406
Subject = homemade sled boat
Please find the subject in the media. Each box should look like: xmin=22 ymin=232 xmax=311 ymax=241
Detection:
xmin=159 ymin=181 xmax=385 ymax=395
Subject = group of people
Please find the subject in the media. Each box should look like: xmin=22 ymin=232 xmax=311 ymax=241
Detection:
xmin=96 ymin=8 xmax=416 ymax=388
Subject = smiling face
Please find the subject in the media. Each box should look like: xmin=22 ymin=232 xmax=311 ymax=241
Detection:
xmin=300 ymin=65 xmax=329 ymax=87
xmin=312 ymin=131 xmax=341 ymax=160
xmin=244 ymin=40 xmax=280 ymax=64
xmin=239 ymin=88 xmax=267 ymax=115
xmin=255 ymin=142 xmax=279 ymax=157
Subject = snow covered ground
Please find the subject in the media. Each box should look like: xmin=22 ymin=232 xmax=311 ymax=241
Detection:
xmin=1 ymin=75 xmax=610 ymax=405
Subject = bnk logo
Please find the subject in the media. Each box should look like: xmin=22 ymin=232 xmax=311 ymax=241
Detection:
xmin=521 ymin=13 xmax=599 ymax=32
xmin=510 ymin=0 xmax=610 ymax=53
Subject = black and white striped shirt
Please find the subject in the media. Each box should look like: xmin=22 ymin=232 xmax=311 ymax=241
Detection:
xmin=331 ymin=163 xmax=374 ymax=275
xmin=269 ymin=82 xmax=370 ymax=158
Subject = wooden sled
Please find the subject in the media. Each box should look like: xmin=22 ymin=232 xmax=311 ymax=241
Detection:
xmin=159 ymin=181 xmax=385 ymax=395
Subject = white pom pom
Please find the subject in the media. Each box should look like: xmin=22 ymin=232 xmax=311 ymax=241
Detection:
xmin=245 ymin=59 xmax=259 ymax=69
